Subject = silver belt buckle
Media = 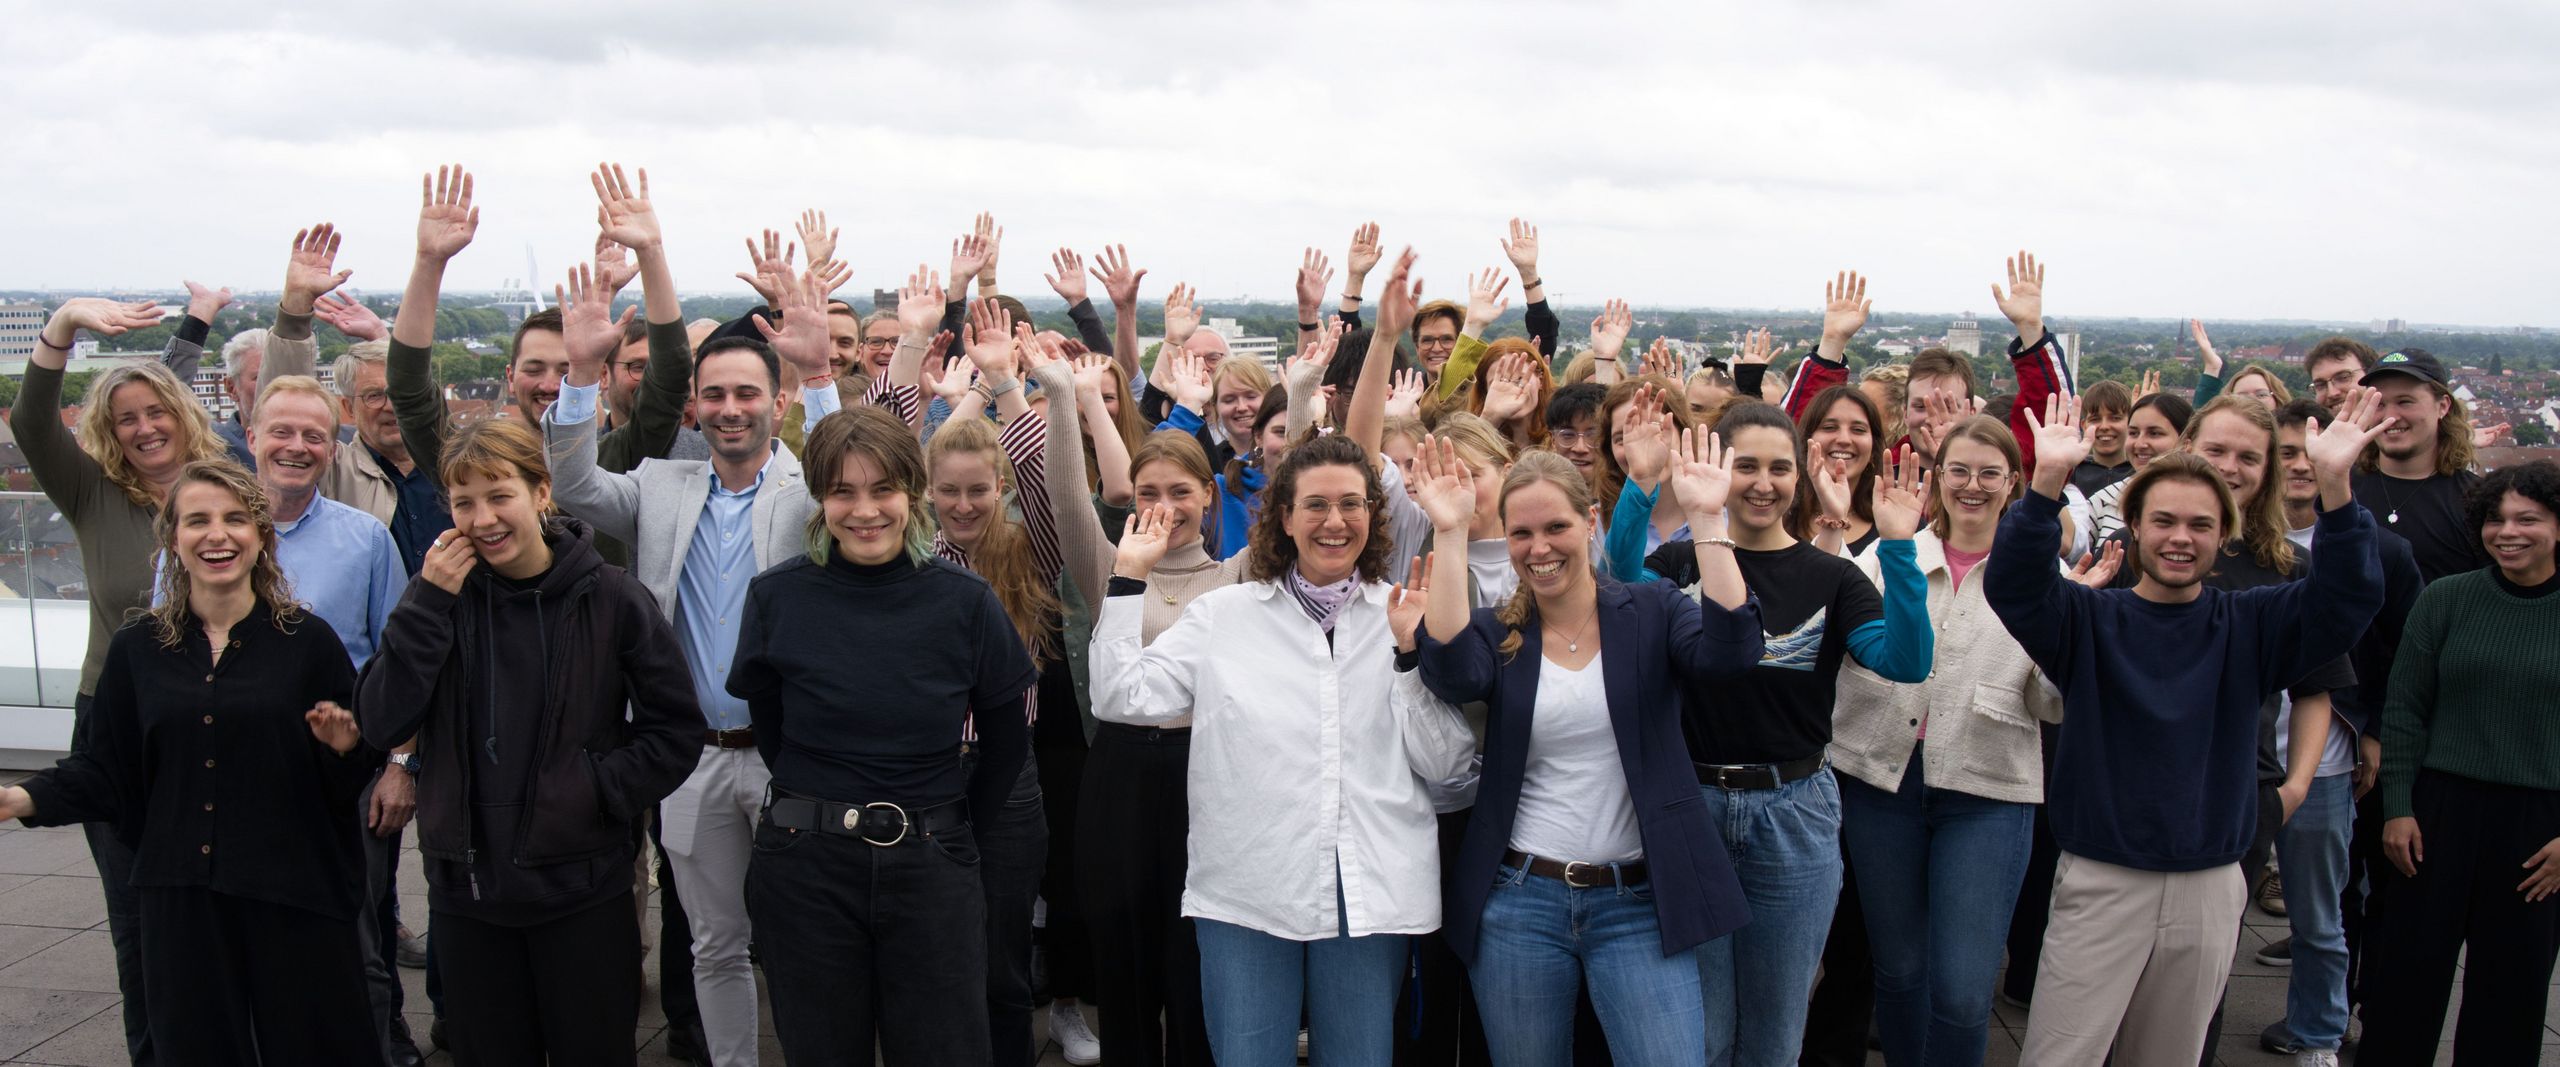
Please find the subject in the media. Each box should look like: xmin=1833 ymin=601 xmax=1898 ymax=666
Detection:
xmin=857 ymin=801 xmax=910 ymax=846
xmin=1561 ymin=861 xmax=1599 ymax=889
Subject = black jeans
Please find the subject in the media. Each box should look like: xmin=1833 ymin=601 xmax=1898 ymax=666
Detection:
xmin=435 ymin=891 xmax=642 ymax=1067
xmin=980 ymin=755 xmax=1049 ymax=1067
xmin=2361 ymin=770 xmax=2560 ymax=1064
xmin=1036 ymin=720 xmax=1093 ymax=1003
xmin=2003 ymin=723 xmax=2064 ymax=1003
xmin=1394 ymin=807 xmax=1491 ymax=1067
xmin=73 ymin=692 xmax=152 ymax=1065
xmin=356 ymin=770 xmax=416 ymax=1061
xmin=137 ymin=886 xmax=378 ymax=1065
xmin=646 ymin=808 xmax=702 ymax=1037
xmin=747 ymin=813 xmax=990 ymax=1065
xmin=1076 ymin=724 xmax=1214 ymax=1067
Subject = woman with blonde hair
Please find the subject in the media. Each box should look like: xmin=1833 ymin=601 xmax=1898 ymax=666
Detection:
xmin=5 ymin=297 xmax=227 ymax=1061
xmin=3 ymin=460 xmax=382 ymax=1064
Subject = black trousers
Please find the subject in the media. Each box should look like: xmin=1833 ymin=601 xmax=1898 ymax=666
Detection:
xmin=2003 ymin=724 xmax=2064 ymax=1002
xmin=1076 ymin=724 xmax=1214 ymax=1067
xmin=1394 ymin=807 xmax=1491 ymax=1067
xmin=435 ymin=891 xmax=642 ymax=1067
xmin=73 ymin=693 xmax=153 ymax=1065
xmin=356 ymin=771 xmax=417 ymax=1062
xmin=645 ymin=809 xmax=702 ymax=1037
xmin=1036 ymin=716 xmax=1094 ymax=1002
xmin=136 ymin=886 xmax=378 ymax=1066
xmin=2342 ymin=781 xmax=2393 ymax=1010
xmin=747 ymin=815 xmax=989 ymax=1065
xmin=1800 ymin=854 xmax=1877 ymax=1067
xmin=2360 ymin=771 xmax=2560 ymax=1065
xmin=980 ymin=755 xmax=1049 ymax=1067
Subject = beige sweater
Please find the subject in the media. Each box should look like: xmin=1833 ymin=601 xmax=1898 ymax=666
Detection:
xmin=1830 ymin=530 xmax=2064 ymax=804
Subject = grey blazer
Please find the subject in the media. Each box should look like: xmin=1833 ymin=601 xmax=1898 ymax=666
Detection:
xmin=544 ymin=411 xmax=813 ymax=623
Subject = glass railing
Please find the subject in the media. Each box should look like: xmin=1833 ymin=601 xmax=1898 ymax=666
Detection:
xmin=0 ymin=490 xmax=90 ymax=708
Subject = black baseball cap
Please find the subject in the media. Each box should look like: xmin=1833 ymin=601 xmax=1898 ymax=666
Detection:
xmin=2361 ymin=347 xmax=2448 ymax=388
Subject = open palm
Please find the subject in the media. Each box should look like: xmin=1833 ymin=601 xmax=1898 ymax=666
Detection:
xmin=417 ymin=166 xmax=479 ymax=261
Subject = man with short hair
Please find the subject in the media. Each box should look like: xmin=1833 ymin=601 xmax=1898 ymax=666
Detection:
xmin=2302 ymin=338 xmax=2377 ymax=415
xmin=246 ymin=374 xmax=419 ymax=1065
xmin=1989 ymin=393 xmax=2386 ymax=1066
xmin=2071 ymin=379 xmax=2136 ymax=498
xmin=2351 ymin=348 xmax=2487 ymax=582
xmin=213 ymin=329 xmax=268 ymax=465
xmin=607 ymin=315 xmax=709 ymax=461
xmin=547 ymin=264 xmax=841 ymax=1067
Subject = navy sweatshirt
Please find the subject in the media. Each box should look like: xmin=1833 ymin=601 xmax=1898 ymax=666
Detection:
xmin=1983 ymin=491 xmax=2383 ymax=872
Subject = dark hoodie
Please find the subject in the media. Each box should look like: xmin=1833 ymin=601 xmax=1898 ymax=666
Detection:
xmin=358 ymin=515 xmax=704 ymax=925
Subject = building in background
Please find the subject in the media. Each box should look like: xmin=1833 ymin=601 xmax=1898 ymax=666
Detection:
xmin=1205 ymin=317 xmax=1281 ymax=369
xmin=1946 ymin=314 xmax=1982 ymax=357
xmin=0 ymin=305 xmax=45 ymax=361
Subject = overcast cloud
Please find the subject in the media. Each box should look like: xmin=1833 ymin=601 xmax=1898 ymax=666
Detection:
xmin=4 ymin=0 xmax=2553 ymax=326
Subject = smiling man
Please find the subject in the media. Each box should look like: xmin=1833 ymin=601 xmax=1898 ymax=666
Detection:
xmin=2350 ymin=348 xmax=2488 ymax=582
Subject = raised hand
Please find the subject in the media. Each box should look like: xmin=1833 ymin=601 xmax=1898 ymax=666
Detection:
xmin=924 ymin=350 xmax=977 ymax=404
xmin=1345 ymin=221 xmax=1383 ymax=280
xmin=2020 ymin=392 xmax=2090 ymax=496
xmin=1373 ymin=247 xmax=1423 ymax=338
xmin=1287 ymin=320 xmax=1346 ymax=388
xmin=2136 ymin=368 xmax=2162 ymax=399
xmin=1093 ymin=244 xmax=1144 ymax=308
xmin=964 ymin=299 xmax=1020 ymax=377
xmin=45 ymin=298 xmax=164 ymax=343
xmin=1479 ymin=351 xmax=1536 ymax=424
xmin=2188 ymin=318 xmax=2222 ymax=377
xmin=422 ymin=530 xmax=477 ymax=595
xmin=313 ymin=293 xmax=388 ymax=342
xmin=1162 ymin=283 xmax=1204 ymax=347
xmin=2303 ymin=385 xmax=2391 ymax=489
xmin=1670 ymin=424 xmax=1737 ymax=519
xmin=807 ymin=258 xmax=853 ymax=296
xmin=1295 ymin=247 xmax=1334 ymax=318
xmin=1501 ymin=218 xmax=1540 ymax=280
xmin=183 ymin=280 xmax=234 ymax=322
xmin=1384 ymin=368 xmax=1428 ymax=419
xmin=1869 ymin=445 xmax=1931 ymax=540
xmin=589 ymin=163 xmax=658 ymax=253
xmin=1618 ymin=385 xmax=1672 ymax=483
xmin=1413 ymin=435 xmax=1480 ymax=533
xmin=1590 ymin=299 xmax=1634 ymax=364
xmin=949 ymin=231 xmax=993 ymax=287
xmin=1114 ymin=504 xmax=1177 ymax=579
xmin=751 ymin=267 xmax=836 ymax=381
xmin=283 ymin=223 xmax=354 ymax=313
xmin=2069 ymin=540 xmax=2125 ymax=588
xmin=1045 ymin=248 xmax=1089 ymax=305
xmin=304 ymin=701 xmax=363 ymax=756
xmin=1012 ymin=322 xmax=1065 ymax=375
xmin=417 ymin=164 xmax=481 ymax=262
xmin=1388 ymin=554 xmax=1431 ymax=652
xmin=2474 ymin=422 xmax=2514 ymax=448
xmin=896 ymin=265 xmax=946 ymax=339
xmin=593 ymin=233 xmax=640 ymax=300
xmin=1738 ymin=327 xmax=1775 ymax=366
xmin=973 ymin=211 xmax=1004 ymax=280
xmin=1820 ymin=271 xmax=1871 ymax=359
xmin=1990 ymin=250 xmax=2046 ymax=341
xmin=1071 ymin=353 xmax=1115 ymax=405
xmin=1641 ymin=337 xmax=1681 ymax=381
xmin=735 ymin=229 xmax=795 ymax=306
xmin=1464 ymin=268 xmax=1512 ymax=331
xmin=796 ymin=209 xmax=839 ymax=267
xmin=1810 ymin=458 xmax=1856 ymax=526
xmin=1165 ymin=349 xmax=1214 ymax=413
xmin=556 ymin=263 xmax=638 ymax=383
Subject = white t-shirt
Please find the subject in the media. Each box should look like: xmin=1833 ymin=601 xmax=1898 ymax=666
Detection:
xmin=2278 ymin=523 xmax=2358 ymax=779
xmin=1508 ymin=653 xmax=1644 ymax=863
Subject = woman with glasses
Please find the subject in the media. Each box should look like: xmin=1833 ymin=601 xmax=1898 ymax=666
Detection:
xmin=1829 ymin=416 xmax=2073 ymax=1067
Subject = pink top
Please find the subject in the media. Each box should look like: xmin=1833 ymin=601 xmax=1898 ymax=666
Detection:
xmin=1918 ymin=543 xmax=1991 ymax=740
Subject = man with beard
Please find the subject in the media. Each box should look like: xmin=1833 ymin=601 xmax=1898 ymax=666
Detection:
xmin=1987 ymin=392 xmax=2386 ymax=1066
xmin=2351 ymin=348 xmax=2489 ymax=582
xmin=545 ymin=263 xmax=842 ymax=1067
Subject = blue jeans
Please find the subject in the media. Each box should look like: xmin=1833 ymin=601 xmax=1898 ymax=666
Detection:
xmin=2274 ymin=772 xmax=2354 ymax=1051
xmin=1196 ymin=880 xmax=1407 ymax=1067
xmin=1837 ymin=749 xmax=2034 ymax=1067
xmin=1697 ymin=766 xmax=1842 ymax=1067
xmin=1470 ymin=860 xmax=1706 ymax=1065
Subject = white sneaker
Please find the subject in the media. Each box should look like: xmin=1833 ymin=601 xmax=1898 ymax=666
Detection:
xmin=1050 ymin=1001 xmax=1100 ymax=1066
xmin=2296 ymin=1050 xmax=2340 ymax=1067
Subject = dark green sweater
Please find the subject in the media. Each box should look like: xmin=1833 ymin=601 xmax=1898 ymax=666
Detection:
xmin=2381 ymin=567 xmax=2560 ymax=819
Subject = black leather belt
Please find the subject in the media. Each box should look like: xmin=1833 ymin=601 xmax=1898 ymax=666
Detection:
xmin=1694 ymin=754 xmax=1826 ymax=791
xmin=1503 ymin=849 xmax=1648 ymax=888
xmin=763 ymin=791 xmax=967 ymax=846
xmin=1097 ymin=722 xmax=1192 ymax=743
xmin=704 ymin=727 xmax=757 ymax=750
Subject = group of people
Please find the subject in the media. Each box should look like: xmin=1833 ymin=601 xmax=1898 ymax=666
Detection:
xmin=1 ymin=166 xmax=2552 ymax=1067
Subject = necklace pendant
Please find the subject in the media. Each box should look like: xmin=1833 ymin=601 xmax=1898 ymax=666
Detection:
xmin=1162 ymin=593 xmax=1176 ymax=604
xmin=1568 ymin=640 xmax=1579 ymax=652
xmin=2388 ymin=510 xmax=2400 ymax=524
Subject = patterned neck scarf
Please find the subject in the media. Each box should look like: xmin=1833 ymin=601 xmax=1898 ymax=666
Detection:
xmin=1284 ymin=565 xmax=1360 ymax=633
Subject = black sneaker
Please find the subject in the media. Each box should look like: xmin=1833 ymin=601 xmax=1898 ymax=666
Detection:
xmin=2261 ymin=1020 xmax=2304 ymax=1055
xmin=2255 ymin=936 xmax=2293 ymax=967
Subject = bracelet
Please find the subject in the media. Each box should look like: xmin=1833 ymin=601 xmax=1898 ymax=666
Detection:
xmin=982 ymin=376 xmax=1021 ymax=398
xmin=1814 ymin=516 xmax=1853 ymax=531
xmin=1521 ymin=276 xmax=1543 ymax=289
xmin=1299 ymin=321 xmax=1321 ymax=332
xmin=1697 ymin=536 xmax=1739 ymax=550
xmin=38 ymin=333 xmax=74 ymax=350
xmin=1340 ymin=293 xmax=1363 ymax=303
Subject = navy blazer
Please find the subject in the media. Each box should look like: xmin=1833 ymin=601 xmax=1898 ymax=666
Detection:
xmin=1416 ymin=578 xmax=1765 ymax=965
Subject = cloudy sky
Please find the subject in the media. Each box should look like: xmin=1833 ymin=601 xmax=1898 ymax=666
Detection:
xmin=5 ymin=1 xmax=2552 ymax=326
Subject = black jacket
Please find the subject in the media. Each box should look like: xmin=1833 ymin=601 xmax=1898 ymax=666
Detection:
xmin=357 ymin=516 xmax=703 ymax=905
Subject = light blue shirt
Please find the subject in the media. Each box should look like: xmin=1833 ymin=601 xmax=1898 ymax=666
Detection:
xmin=158 ymin=494 xmax=402 ymax=668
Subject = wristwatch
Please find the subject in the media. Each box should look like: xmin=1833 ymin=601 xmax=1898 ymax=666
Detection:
xmin=391 ymin=754 xmax=421 ymax=774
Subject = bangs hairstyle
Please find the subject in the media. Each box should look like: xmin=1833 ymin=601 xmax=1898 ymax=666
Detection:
xmin=801 ymin=406 xmax=935 ymax=566
xmin=146 ymin=460 xmax=302 ymax=648
xmin=1492 ymin=450 xmax=1602 ymax=661
xmin=1906 ymin=348 xmax=1979 ymax=398
xmin=438 ymin=417 xmax=552 ymax=496
xmin=1928 ymin=415 xmax=2025 ymax=540
xmin=2226 ymin=362 xmax=2293 ymax=405
xmin=926 ymin=416 xmax=1061 ymax=660
xmin=77 ymin=361 xmax=226 ymax=507
xmin=1130 ymin=429 xmax=1219 ymax=547
xmin=2130 ymin=391 xmax=2195 ymax=439
xmin=2079 ymin=379 xmax=2133 ymax=421
xmin=2184 ymin=396 xmax=2293 ymax=573
xmin=1245 ymin=432 xmax=1391 ymax=585
xmin=1094 ymin=357 xmax=1152 ymax=456
xmin=1792 ymin=385 xmax=1885 ymax=538
xmin=1592 ymin=375 xmax=1693 ymax=518
xmin=1222 ymin=386 xmax=1295 ymax=490
xmin=2120 ymin=452 xmax=2239 ymax=555
xmin=2467 ymin=460 xmax=2560 ymax=539
xmin=1210 ymin=357 xmax=1274 ymax=405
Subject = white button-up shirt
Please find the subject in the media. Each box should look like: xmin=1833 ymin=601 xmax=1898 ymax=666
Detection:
xmin=1091 ymin=579 xmax=1474 ymax=941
